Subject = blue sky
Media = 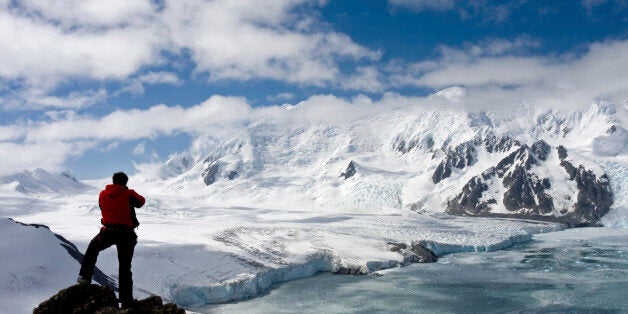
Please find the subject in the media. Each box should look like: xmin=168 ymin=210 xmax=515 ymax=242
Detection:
xmin=0 ymin=0 xmax=626 ymax=179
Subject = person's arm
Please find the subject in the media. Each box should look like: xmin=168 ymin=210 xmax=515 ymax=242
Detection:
xmin=130 ymin=206 xmax=140 ymax=228
xmin=128 ymin=190 xmax=145 ymax=228
xmin=128 ymin=190 xmax=145 ymax=208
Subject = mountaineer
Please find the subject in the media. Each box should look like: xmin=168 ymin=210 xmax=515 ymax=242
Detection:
xmin=76 ymin=172 xmax=144 ymax=309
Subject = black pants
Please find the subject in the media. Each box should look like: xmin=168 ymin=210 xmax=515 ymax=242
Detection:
xmin=79 ymin=226 xmax=137 ymax=303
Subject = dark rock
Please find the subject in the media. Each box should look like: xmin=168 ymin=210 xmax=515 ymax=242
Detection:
xmin=531 ymin=140 xmax=551 ymax=161
xmin=394 ymin=135 xmax=434 ymax=154
xmin=124 ymin=296 xmax=185 ymax=314
xmin=482 ymin=132 xmax=518 ymax=153
xmin=433 ymin=134 xmax=521 ymax=184
xmin=34 ymin=284 xmax=118 ymax=314
xmin=410 ymin=242 xmax=438 ymax=263
xmin=447 ymin=177 xmax=491 ymax=215
xmin=201 ymin=163 xmax=219 ymax=185
xmin=431 ymin=161 xmax=452 ymax=184
xmin=340 ymin=161 xmax=356 ymax=179
xmin=227 ymin=170 xmax=238 ymax=180
xmin=607 ymin=124 xmax=617 ymax=134
xmin=502 ymin=162 xmax=553 ymax=214
xmin=34 ymin=284 xmax=186 ymax=314
xmin=445 ymin=143 xmax=613 ymax=226
xmin=425 ymin=136 xmax=435 ymax=150
xmin=394 ymin=138 xmax=417 ymax=154
xmin=560 ymin=160 xmax=577 ymax=180
xmin=388 ymin=241 xmax=438 ymax=264
xmin=334 ymin=266 xmax=366 ymax=275
xmin=572 ymin=168 xmax=613 ymax=224
xmin=557 ymin=145 xmax=568 ymax=160
xmin=388 ymin=242 xmax=407 ymax=252
xmin=432 ymin=141 xmax=476 ymax=183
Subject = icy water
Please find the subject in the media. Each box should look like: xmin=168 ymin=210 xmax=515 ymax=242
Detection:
xmin=199 ymin=228 xmax=628 ymax=313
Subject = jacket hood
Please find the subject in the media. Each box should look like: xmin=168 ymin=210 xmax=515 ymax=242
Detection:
xmin=103 ymin=184 xmax=128 ymax=198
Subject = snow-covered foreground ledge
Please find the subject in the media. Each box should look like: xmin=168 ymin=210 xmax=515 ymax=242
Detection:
xmin=2 ymin=192 xmax=564 ymax=308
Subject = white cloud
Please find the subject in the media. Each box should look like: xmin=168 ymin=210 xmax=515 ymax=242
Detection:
xmin=580 ymin=0 xmax=627 ymax=15
xmin=341 ymin=66 xmax=386 ymax=93
xmin=15 ymin=0 xmax=157 ymax=28
xmin=388 ymin=0 xmax=456 ymax=12
xmin=138 ymin=72 xmax=182 ymax=85
xmin=388 ymin=0 xmax=529 ymax=24
xmin=133 ymin=142 xmax=146 ymax=155
xmin=0 ymin=0 xmax=378 ymax=109
xmin=0 ymin=9 xmax=162 ymax=85
xmin=22 ymin=95 xmax=251 ymax=143
xmin=119 ymin=71 xmax=182 ymax=96
xmin=267 ymin=93 xmax=296 ymax=103
xmin=162 ymin=0 xmax=379 ymax=85
xmin=389 ymin=39 xmax=628 ymax=110
xmin=0 ymin=140 xmax=95 ymax=176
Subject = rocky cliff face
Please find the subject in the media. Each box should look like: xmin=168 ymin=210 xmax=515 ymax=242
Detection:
xmin=432 ymin=133 xmax=519 ymax=184
xmin=445 ymin=140 xmax=613 ymax=226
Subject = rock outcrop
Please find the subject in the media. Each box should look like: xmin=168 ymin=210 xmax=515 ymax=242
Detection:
xmin=432 ymin=133 xmax=519 ymax=184
xmin=201 ymin=162 xmax=220 ymax=186
xmin=34 ymin=284 xmax=186 ymax=314
xmin=340 ymin=161 xmax=357 ymax=179
xmin=388 ymin=241 xmax=438 ymax=264
xmin=445 ymin=141 xmax=613 ymax=226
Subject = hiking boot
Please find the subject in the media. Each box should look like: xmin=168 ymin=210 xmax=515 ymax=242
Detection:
xmin=76 ymin=276 xmax=91 ymax=285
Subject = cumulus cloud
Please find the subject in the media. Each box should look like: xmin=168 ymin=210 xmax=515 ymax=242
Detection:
xmin=0 ymin=140 xmax=95 ymax=176
xmin=341 ymin=66 xmax=386 ymax=93
xmin=119 ymin=71 xmax=182 ymax=96
xmin=581 ymin=0 xmax=628 ymax=15
xmin=389 ymin=0 xmax=456 ymax=12
xmin=267 ymin=93 xmax=296 ymax=103
xmin=0 ymin=0 xmax=378 ymax=109
xmin=132 ymin=142 xmax=146 ymax=155
xmin=20 ymin=95 xmax=250 ymax=143
xmin=388 ymin=38 xmax=628 ymax=111
xmin=389 ymin=0 xmax=523 ymax=23
xmin=162 ymin=0 xmax=379 ymax=84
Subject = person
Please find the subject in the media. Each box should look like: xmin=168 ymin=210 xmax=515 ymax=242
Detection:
xmin=77 ymin=172 xmax=145 ymax=308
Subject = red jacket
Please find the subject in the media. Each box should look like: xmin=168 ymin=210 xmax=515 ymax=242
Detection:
xmin=99 ymin=184 xmax=145 ymax=227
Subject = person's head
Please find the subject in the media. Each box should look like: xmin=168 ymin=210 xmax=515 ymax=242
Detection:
xmin=112 ymin=172 xmax=129 ymax=186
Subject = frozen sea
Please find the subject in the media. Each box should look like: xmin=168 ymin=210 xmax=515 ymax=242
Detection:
xmin=199 ymin=227 xmax=628 ymax=313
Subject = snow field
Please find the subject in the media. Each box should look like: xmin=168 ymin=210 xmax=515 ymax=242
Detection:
xmin=1 ymin=189 xmax=565 ymax=308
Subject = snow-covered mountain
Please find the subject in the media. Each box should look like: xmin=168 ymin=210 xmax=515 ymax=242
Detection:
xmin=150 ymin=101 xmax=626 ymax=227
xmin=0 ymin=218 xmax=114 ymax=312
xmin=0 ymin=168 xmax=93 ymax=194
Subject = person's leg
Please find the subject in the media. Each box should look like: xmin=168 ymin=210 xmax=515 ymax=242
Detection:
xmin=78 ymin=228 xmax=113 ymax=282
xmin=116 ymin=231 xmax=137 ymax=305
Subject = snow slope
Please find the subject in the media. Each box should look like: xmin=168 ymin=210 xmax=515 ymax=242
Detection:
xmin=2 ymin=191 xmax=563 ymax=308
xmin=0 ymin=218 xmax=114 ymax=313
xmin=0 ymin=168 xmax=94 ymax=194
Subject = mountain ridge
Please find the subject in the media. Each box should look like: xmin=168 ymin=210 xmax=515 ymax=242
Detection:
xmin=143 ymin=101 xmax=624 ymax=226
